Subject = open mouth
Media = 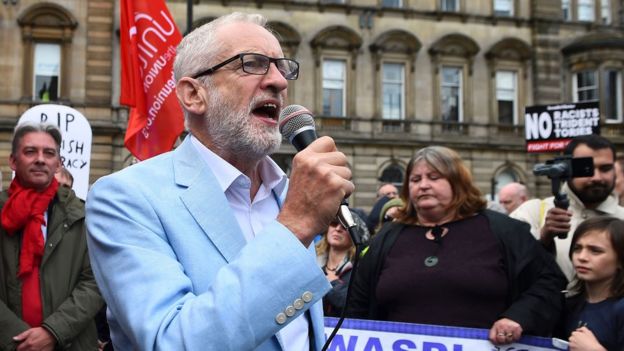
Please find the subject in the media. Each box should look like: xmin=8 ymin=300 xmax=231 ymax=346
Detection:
xmin=252 ymin=102 xmax=279 ymax=123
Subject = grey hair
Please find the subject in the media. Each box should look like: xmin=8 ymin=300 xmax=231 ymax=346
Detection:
xmin=173 ymin=12 xmax=268 ymax=82
xmin=11 ymin=122 xmax=62 ymax=156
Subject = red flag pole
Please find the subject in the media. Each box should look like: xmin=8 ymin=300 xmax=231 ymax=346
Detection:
xmin=120 ymin=0 xmax=184 ymax=161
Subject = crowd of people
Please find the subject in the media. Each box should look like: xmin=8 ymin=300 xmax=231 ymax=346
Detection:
xmin=0 ymin=11 xmax=622 ymax=351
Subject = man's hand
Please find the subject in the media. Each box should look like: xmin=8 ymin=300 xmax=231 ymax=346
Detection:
xmin=488 ymin=318 xmax=523 ymax=345
xmin=569 ymin=327 xmax=607 ymax=351
xmin=540 ymin=207 xmax=572 ymax=244
xmin=278 ymin=136 xmax=354 ymax=246
xmin=13 ymin=327 xmax=56 ymax=351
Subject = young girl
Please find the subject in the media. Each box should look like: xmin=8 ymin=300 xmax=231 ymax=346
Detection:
xmin=558 ymin=216 xmax=624 ymax=351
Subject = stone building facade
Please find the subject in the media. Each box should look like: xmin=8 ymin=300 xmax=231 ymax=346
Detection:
xmin=0 ymin=0 xmax=623 ymax=209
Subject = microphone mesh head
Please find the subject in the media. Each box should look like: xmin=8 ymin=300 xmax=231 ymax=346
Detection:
xmin=279 ymin=105 xmax=315 ymax=140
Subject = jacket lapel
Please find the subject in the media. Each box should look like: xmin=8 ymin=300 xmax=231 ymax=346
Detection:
xmin=174 ymin=138 xmax=246 ymax=263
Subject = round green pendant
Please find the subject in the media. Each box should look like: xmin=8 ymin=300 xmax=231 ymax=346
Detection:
xmin=424 ymin=256 xmax=438 ymax=267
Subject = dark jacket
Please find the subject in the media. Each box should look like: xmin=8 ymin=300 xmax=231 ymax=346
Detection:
xmin=346 ymin=210 xmax=567 ymax=336
xmin=0 ymin=186 xmax=103 ymax=350
xmin=323 ymin=261 xmax=353 ymax=317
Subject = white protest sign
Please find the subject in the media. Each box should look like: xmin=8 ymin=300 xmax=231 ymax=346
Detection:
xmin=324 ymin=318 xmax=567 ymax=351
xmin=18 ymin=104 xmax=92 ymax=200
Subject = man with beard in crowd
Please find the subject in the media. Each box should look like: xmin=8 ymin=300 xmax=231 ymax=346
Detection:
xmin=511 ymin=134 xmax=624 ymax=281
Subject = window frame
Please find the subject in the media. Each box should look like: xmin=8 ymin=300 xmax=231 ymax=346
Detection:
xmin=577 ymin=0 xmax=596 ymax=21
xmin=429 ymin=33 xmax=479 ymax=132
xmin=495 ymin=70 xmax=518 ymax=125
xmin=310 ymin=26 xmax=362 ymax=121
xmin=381 ymin=61 xmax=406 ymax=120
xmin=561 ymin=0 xmax=617 ymax=23
xmin=440 ymin=65 xmax=464 ymax=123
xmin=32 ymin=42 xmax=62 ymax=102
xmin=602 ymin=68 xmax=623 ymax=123
xmin=572 ymin=70 xmax=599 ymax=103
xmin=493 ymin=0 xmax=514 ymax=17
xmin=601 ymin=0 xmax=611 ymax=23
xmin=322 ymin=58 xmax=348 ymax=118
xmin=18 ymin=3 xmax=77 ymax=101
xmin=378 ymin=161 xmax=405 ymax=190
xmin=562 ymin=0 xmax=572 ymax=20
xmin=439 ymin=0 xmax=460 ymax=12
xmin=381 ymin=0 xmax=403 ymax=8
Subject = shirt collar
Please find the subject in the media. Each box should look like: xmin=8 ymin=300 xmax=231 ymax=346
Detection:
xmin=190 ymin=135 xmax=287 ymax=195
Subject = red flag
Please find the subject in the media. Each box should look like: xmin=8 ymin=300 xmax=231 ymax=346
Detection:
xmin=120 ymin=0 xmax=184 ymax=160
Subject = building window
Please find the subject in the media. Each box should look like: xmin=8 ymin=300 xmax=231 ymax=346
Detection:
xmin=601 ymin=0 xmax=611 ymax=23
xmin=578 ymin=0 xmax=595 ymax=21
xmin=33 ymin=43 xmax=61 ymax=102
xmin=382 ymin=0 xmax=402 ymax=8
xmin=573 ymin=70 xmax=598 ymax=102
xmin=562 ymin=0 xmax=572 ymax=20
xmin=323 ymin=59 xmax=346 ymax=117
xmin=496 ymin=71 xmax=517 ymax=124
xmin=441 ymin=67 xmax=463 ymax=123
xmin=603 ymin=69 xmax=622 ymax=122
xmin=379 ymin=163 xmax=404 ymax=188
xmin=18 ymin=3 xmax=77 ymax=101
xmin=494 ymin=0 xmax=513 ymax=16
xmin=440 ymin=0 xmax=459 ymax=11
xmin=382 ymin=63 xmax=405 ymax=120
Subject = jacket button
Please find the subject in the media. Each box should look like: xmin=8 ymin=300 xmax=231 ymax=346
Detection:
xmin=302 ymin=291 xmax=313 ymax=303
xmin=294 ymin=298 xmax=304 ymax=310
xmin=285 ymin=306 xmax=295 ymax=317
xmin=275 ymin=313 xmax=287 ymax=325
xmin=63 ymin=223 xmax=68 ymax=228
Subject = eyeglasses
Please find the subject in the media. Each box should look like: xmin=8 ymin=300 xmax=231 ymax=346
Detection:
xmin=192 ymin=53 xmax=299 ymax=80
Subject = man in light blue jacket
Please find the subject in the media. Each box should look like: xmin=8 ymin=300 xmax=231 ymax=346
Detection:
xmin=85 ymin=12 xmax=354 ymax=351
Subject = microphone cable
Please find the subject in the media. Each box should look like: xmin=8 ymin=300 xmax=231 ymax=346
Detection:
xmin=321 ymin=205 xmax=364 ymax=351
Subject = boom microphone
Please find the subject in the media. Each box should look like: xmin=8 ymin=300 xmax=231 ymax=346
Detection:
xmin=278 ymin=105 xmax=360 ymax=245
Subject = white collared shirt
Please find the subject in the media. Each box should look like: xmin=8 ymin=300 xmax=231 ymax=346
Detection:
xmin=191 ymin=136 xmax=310 ymax=351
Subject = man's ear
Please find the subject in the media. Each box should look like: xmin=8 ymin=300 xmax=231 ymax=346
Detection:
xmin=8 ymin=154 xmax=16 ymax=172
xmin=176 ymin=77 xmax=207 ymax=116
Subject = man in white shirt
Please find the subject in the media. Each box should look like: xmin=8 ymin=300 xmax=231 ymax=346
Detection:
xmin=85 ymin=12 xmax=353 ymax=350
xmin=511 ymin=134 xmax=624 ymax=280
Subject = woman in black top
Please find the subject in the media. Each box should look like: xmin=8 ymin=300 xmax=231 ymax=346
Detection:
xmin=347 ymin=145 xmax=567 ymax=346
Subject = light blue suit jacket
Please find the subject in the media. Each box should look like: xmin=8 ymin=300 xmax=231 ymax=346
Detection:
xmin=86 ymin=137 xmax=331 ymax=350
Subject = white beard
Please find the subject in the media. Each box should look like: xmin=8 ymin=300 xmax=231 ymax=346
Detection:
xmin=203 ymin=88 xmax=282 ymax=160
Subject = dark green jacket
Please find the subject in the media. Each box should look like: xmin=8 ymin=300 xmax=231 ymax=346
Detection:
xmin=0 ymin=186 xmax=103 ymax=351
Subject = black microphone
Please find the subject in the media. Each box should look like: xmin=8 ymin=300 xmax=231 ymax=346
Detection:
xmin=278 ymin=105 xmax=360 ymax=245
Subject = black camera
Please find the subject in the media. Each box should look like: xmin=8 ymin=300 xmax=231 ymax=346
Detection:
xmin=532 ymin=156 xmax=594 ymax=239
xmin=533 ymin=156 xmax=594 ymax=179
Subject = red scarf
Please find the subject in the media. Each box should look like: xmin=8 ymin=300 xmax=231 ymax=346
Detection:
xmin=1 ymin=177 xmax=58 ymax=327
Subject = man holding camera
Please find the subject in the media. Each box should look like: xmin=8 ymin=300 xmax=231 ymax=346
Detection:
xmin=511 ymin=134 xmax=624 ymax=281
